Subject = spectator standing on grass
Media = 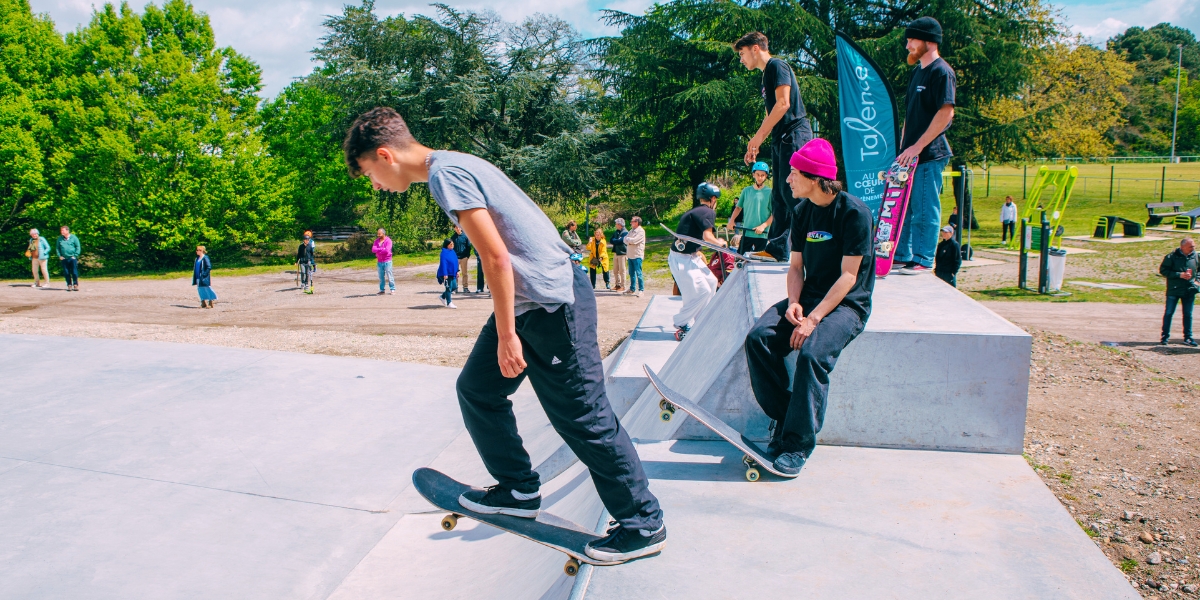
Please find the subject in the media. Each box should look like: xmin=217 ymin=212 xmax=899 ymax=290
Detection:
xmin=27 ymin=229 xmax=50 ymax=288
xmin=611 ymin=218 xmax=629 ymax=292
xmin=372 ymin=228 xmax=395 ymax=295
xmin=587 ymin=227 xmax=611 ymax=290
xmin=562 ymin=221 xmax=583 ymax=254
xmin=437 ymin=238 xmax=459 ymax=309
xmin=894 ymin=17 xmax=956 ymax=276
xmin=947 ymin=205 xmax=960 ymax=232
xmin=934 ymin=226 xmax=961 ymax=288
xmin=451 ymin=224 xmax=472 ymax=293
xmin=193 ymin=245 xmax=217 ymax=308
xmin=625 ymin=216 xmax=646 ymax=297
xmin=57 ymin=226 xmax=81 ymax=292
xmin=1159 ymin=237 xmax=1198 ymax=347
xmin=1000 ymin=196 xmax=1017 ymax=242
xmin=728 ymin=162 xmax=774 ymax=254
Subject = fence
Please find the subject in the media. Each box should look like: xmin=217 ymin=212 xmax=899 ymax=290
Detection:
xmin=1029 ymin=156 xmax=1200 ymax=164
xmin=978 ymin=165 xmax=1200 ymax=204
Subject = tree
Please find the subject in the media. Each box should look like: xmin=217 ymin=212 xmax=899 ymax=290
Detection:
xmin=979 ymin=42 xmax=1132 ymax=158
xmin=1108 ymin=23 xmax=1199 ymax=155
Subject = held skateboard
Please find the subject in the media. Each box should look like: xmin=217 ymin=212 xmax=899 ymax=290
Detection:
xmin=412 ymin=467 xmax=623 ymax=576
xmin=643 ymin=365 xmax=797 ymax=482
xmin=873 ymin=157 xmax=919 ymax=278
xmin=660 ymin=223 xmax=774 ymax=266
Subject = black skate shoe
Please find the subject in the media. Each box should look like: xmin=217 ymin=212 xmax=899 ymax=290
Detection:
xmin=458 ymin=485 xmax=541 ymax=518
xmin=585 ymin=521 xmax=667 ymax=562
xmin=773 ymin=451 xmax=809 ymax=476
xmin=674 ymin=324 xmax=690 ymax=341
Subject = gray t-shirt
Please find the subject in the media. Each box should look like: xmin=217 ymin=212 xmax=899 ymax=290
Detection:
xmin=427 ymin=151 xmax=575 ymax=314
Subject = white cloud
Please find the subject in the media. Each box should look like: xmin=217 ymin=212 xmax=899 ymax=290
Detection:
xmin=1060 ymin=0 xmax=1198 ymax=46
xmin=28 ymin=0 xmax=655 ymax=98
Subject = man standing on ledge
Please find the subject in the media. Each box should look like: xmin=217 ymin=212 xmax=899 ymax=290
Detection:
xmin=735 ymin=31 xmax=813 ymax=259
xmin=894 ymin=16 xmax=956 ymax=275
xmin=744 ymin=139 xmax=875 ymax=475
xmin=342 ymin=107 xmax=665 ymax=562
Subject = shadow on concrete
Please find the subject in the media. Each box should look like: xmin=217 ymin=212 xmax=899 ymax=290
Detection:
xmin=408 ymin=305 xmax=446 ymax=310
xmin=344 ymin=293 xmax=385 ymax=299
xmin=170 ymin=304 xmax=201 ymax=309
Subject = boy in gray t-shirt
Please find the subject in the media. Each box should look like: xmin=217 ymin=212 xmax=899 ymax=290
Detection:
xmin=342 ymin=107 xmax=665 ymax=562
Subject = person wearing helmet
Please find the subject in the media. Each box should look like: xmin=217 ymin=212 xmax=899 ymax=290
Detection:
xmin=744 ymin=138 xmax=875 ymax=476
xmin=667 ymin=182 xmax=727 ymax=341
xmin=296 ymin=231 xmax=316 ymax=294
xmin=728 ymin=161 xmax=773 ymax=254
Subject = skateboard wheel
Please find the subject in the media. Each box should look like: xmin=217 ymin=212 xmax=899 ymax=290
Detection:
xmin=564 ymin=558 xmax=580 ymax=577
xmin=659 ymin=410 xmax=672 ymax=422
xmin=441 ymin=514 xmax=458 ymax=531
xmin=659 ymin=399 xmax=669 ymax=411
xmin=896 ymin=172 xmax=909 ymax=182
xmin=745 ymin=468 xmax=760 ymax=482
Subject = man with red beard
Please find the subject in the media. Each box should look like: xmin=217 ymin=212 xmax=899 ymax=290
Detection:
xmin=893 ymin=17 xmax=957 ymax=276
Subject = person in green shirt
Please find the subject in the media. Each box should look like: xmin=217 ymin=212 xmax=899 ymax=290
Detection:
xmin=727 ymin=161 xmax=774 ymax=254
xmin=56 ymin=226 xmax=82 ymax=292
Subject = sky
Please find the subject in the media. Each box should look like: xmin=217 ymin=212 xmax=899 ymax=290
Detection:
xmin=27 ymin=0 xmax=1200 ymax=99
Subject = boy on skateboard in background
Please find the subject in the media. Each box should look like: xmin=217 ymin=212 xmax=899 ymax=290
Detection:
xmin=343 ymin=107 xmax=665 ymax=562
xmin=668 ymin=183 xmax=726 ymax=341
xmin=744 ymin=139 xmax=875 ymax=475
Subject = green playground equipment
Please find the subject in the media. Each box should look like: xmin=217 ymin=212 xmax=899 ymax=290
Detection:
xmin=1092 ymin=215 xmax=1144 ymax=239
xmin=1007 ymin=166 xmax=1077 ymax=250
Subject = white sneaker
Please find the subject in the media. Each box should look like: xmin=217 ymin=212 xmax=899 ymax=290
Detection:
xmin=439 ymin=296 xmax=448 ymax=307
xmin=387 ymin=289 xmax=395 ymax=295
xmin=447 ymin=302 xmax=458 ymax=309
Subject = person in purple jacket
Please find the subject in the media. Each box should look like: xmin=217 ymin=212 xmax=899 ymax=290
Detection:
xmin=437 ymin=238 xmax=460 ymax=309
xmin=371 ymin=228 xmax=395 ymax=295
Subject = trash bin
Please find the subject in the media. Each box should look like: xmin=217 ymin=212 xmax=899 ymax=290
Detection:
xmin=1047 ymin=248 xmax=1067 ymax=292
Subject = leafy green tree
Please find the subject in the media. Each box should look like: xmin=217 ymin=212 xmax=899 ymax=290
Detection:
xmin=1108 ymin=23 xmax=1199 ymax=155
xmin=19 ymin=0 xmax=292 ymax=272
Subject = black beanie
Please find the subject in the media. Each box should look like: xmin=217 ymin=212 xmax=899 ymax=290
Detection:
xmin=905 ymin=16 xmax=943 ymax=45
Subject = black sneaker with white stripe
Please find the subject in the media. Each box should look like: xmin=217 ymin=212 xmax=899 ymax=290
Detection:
xmin=585 ymin=521 xmax=667 ymax=562
xmin=458 ymin=485 xmax=541 ymax=518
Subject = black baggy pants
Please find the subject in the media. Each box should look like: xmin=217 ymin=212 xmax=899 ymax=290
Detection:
xmin=745 ymin=299 xmax=865 ymax=455
xmin=1163 ymin=293 xmax=1195 ymax=340
xmin=456 ymin=267 xmax=663 ymax=531
xmin=767 ymin=125 xmax=812 ymax=254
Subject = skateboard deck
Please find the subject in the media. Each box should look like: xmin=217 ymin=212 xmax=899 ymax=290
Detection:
xmin=412 ymin=467 xmax=622 ymax=575
xmin=873 ymin=157 xmax=919 ymax=277
xmin=643 ymin=365 xmax=797 ymax=481
xmin=660 ymin=223 xmax=774 ymax=264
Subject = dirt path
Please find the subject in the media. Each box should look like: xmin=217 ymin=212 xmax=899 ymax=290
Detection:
xmin=0 ymin=265 xmax=666 ymax=366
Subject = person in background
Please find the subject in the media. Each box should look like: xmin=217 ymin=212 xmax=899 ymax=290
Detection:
xmin=1000 ymin=196 xmax=1017 ymax=243
xmin=193 ymin=245 xmax=217 ymax=308
xmin=474 ymin=244 xmax=487 ymax=293
xmin=947 ymin=205 xmax=961 ymax=232
xmin=708 ymin=234 xmax=741 ymax=286
xmin=297 ymin=231 xmax=316 ymax=294
xmin=587 ymin=227 xmax=611 ymax=290
xmin=562 ymin=220 xmax=583 ymax=254
xmin=625 ymin=216 xmax=646 ymax=297
xmin=451 ymin=224 xmax=472 ymax=293
xmin=372 ymin=228 xmax=395 ymax=295
xmin=934 ymin=226 xmax=961 ymax=287
xmin=611 ymin=218 xmax=629 ymax=292
xmin=1159 ymin=237 xmax=1198 ymax=347
xmin=437 ymin=238 xmax=459 ymax=309
xmin=57 ymin=226 xmax=81 ymax=292
xmin=894 ymin=16 xmax=956 ymax=275
xmin=728 ymin=162 xmax=773 ymax=254
xmin=28 ymin=229 xmax=50 ymax=288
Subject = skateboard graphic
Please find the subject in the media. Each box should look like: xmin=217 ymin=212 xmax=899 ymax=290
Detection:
xmin=660 ymin=223 xmax=774 ymax=266
xmin=412 ymin=467 xmax=624 ymax=576
xmin=873 ymin=157 xmax=919 ymax=277
xmin=643 ymin=365 xmax=797 ymax=482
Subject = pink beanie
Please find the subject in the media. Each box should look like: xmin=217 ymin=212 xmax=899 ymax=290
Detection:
xmin=789 ymin=138 xmax=838 ymax=180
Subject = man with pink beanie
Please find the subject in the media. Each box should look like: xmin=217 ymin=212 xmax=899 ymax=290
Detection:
xmin=743 ymin=138 xmax=875 ymax=475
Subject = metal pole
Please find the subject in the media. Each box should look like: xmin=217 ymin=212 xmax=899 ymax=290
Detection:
xmin=1109 ymin=164 xmax=1114 ymax=204
xmin=1023 ymin=165 xmax=1028 ymax=199
xmin=1038 ymin=211 xmax=1050 ymax=295
xmin=986 ymin=168 xmax=990 ymax=197
xmin=1019 ymin=218 xmax=1029 ymax=290
xmin=1161 ymin=166 xmax=1167 ymax=203
xmin=1171 ymin=44 xmax=1182 ymax=163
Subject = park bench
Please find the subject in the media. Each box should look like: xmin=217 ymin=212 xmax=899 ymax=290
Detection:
xmin=1146 ymin=202 xmax=1185 ymax=227
xmin=1093 ymin=216 xmax=1145 ymax=239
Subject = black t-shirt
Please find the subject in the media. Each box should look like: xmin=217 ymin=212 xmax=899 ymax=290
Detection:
xmin=789 ymin=192 xmax=875 ymax=320
xmin=675 ymin=205 xmax=716 ymax=255
xmin=762 ymin=58 xmax=808 ymax=137
xmin=935 ymin=237 xmax=962 ymax=275
xmin=902 ymin=57 xmax=956 ymax=162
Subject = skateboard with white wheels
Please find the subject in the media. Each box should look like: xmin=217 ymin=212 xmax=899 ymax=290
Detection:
xmin=660 ymin=223 xmax=775 ymax=266
xmin=874 ymin=157 xmax=919 ymax=278
xmin=643 ymin=365 xmax=797 ymax=482
xmin=412 ymin=467 xmax=627 ymax=576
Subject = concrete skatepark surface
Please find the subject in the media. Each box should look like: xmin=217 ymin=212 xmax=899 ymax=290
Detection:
xmin=0 ymin=267 xmax=1139 ymax=598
